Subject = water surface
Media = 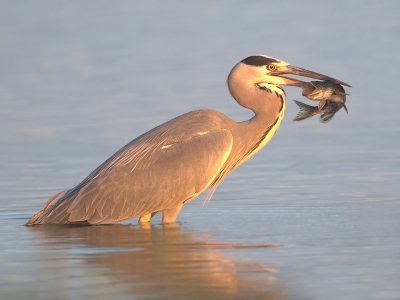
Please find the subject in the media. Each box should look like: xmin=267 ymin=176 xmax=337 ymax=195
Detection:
xmin=1 ymin=1 xmax=400 ymax=299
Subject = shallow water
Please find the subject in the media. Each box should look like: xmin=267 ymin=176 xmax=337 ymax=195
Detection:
xmin=1 ymin=1 xmax=400 ymax=299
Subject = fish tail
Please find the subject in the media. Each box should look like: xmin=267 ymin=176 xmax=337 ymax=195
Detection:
xmin=293 ymin=100 xmax=315 ymax=122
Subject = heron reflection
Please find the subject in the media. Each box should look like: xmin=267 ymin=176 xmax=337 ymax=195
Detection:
xmin=30 ymin=224 xmax=286 ymax=299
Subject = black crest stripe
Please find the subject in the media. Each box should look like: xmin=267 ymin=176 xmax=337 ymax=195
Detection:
xmin=241 ymin=56 xmax=278 ymax=66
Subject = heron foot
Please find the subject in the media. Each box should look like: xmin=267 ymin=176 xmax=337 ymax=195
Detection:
xmin=138 ymin=212 xmax=158 ymax=223
xmin=139 ymin=213 xmax=152 ymax=223
xmin=162 ymin=203 xmax=183 ymax=224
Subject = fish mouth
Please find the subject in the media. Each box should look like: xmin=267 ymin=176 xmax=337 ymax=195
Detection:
xmin=270 ymin=65 xmax=351 ymax=87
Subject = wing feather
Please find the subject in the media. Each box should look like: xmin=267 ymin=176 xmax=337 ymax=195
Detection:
xmin=69 ymin=129 xmax=233 ymax=224
xmin=29 ymin=112 xmax=233 ymax=225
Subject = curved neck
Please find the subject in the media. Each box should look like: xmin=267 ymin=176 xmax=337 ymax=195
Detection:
xmin=225 ymin=69 xmax=286 ymax=171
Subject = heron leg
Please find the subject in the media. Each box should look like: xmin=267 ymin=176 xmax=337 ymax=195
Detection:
xmin=162 ymin=203 xmax=183 ymax=224
xmin=138 ymin=212 xmax=158 ymax=223
xmin=139 ymin=213 xmax=151 ymax=223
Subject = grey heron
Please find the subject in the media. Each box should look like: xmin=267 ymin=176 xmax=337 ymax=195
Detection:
xmin=26 ymin=55 xmax=350 ymax=225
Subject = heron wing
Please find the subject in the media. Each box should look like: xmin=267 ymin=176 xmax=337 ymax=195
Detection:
xmin=37 ymin=128 xmax=233 ymax=224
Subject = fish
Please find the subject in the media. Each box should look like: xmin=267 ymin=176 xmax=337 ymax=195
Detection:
xmin=293 ymin=80 xmax=349 ymax=123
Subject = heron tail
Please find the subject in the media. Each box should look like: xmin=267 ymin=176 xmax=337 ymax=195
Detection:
xmin=25 ymin=190 xmax=68 ymax=225
xmin=25 ymin=209 xmax=45 ymax=226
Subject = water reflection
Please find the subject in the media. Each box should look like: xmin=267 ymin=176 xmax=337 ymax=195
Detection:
xmin=30 ymin=224 xmax=285 ymax=299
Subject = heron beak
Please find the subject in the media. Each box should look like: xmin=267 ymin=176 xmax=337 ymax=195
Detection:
xmin=272 ymin=65 xmax=351 ymax=87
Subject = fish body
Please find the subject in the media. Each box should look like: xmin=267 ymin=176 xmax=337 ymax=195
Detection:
xmin=293 ymin=80 xmax=348 ymax=123
xmin=301 ymin=80 xmax=347 ymax=104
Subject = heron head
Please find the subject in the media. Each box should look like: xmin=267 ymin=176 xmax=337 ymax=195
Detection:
xmin=236 ymin=55 xmax=351 ymax=87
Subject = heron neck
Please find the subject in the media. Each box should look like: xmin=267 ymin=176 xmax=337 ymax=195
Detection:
xmin=228 ymin=85 xmax=286 ymax=170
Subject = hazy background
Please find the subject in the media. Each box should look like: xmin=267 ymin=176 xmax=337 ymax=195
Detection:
xmin=1 ymin=1 xmax=399 ymax=299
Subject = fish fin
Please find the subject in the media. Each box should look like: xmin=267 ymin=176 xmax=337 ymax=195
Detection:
xmin=343 ymin=104 xmax=349 ymax=114
xmin=318 ymin=100 xmax=326 ymax=110
xmin=293 ymin=100 xmax=314 ymax=122
xmin=319 ymin=113 xmax=335 ymax=123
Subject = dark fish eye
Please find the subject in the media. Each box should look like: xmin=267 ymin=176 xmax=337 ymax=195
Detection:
xmin=267 ymin=64 xmax=276 ymax=71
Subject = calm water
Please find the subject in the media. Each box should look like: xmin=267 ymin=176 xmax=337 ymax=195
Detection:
xmin=1 ymin=1 xmax=400 ymax=299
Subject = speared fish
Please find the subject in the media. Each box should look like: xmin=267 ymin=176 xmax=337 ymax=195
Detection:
xmin=293 ymin=80 xmax=349 ymax=123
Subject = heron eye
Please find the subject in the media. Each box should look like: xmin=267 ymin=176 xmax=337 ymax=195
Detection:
xmin=267 ymin=64 xmax=276 ymax=71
